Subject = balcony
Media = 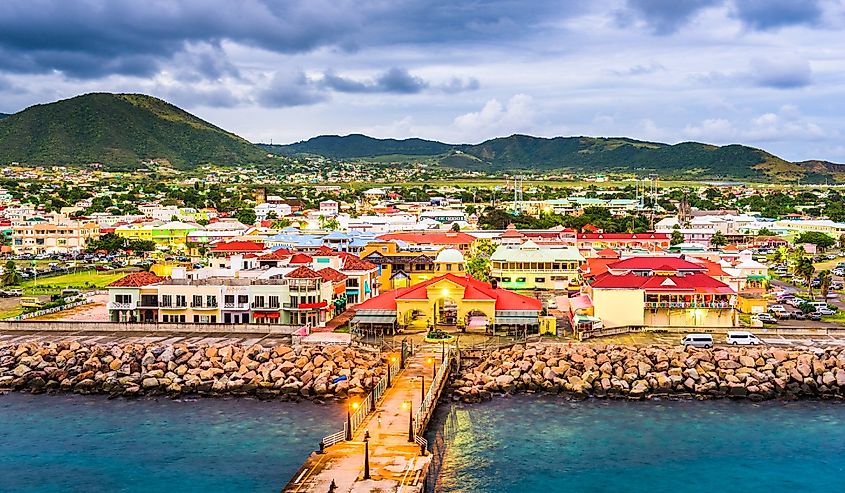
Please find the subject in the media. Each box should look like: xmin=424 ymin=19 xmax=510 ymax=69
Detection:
xmin=190 ymin=302 xmax=219 ymax=310
xmin=138 ymin=300 xmax=159 ymax=308
xmin=222 ymin=302 xmax=250 ymax=310
xmin=283 ymin=300 xmax=328 ymax=311
xmin=645 ymin=301 xmax=731 ymax=309
xmin=107 ymin=301 xmax=136 ymax=310
xmin=251 ymin=303 xmax=281 ymax=311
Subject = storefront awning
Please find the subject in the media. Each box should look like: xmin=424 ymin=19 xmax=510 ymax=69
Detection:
xmin=495 ymin=316 xmax=539 ymax=325
xmin=351 ymin=315 xmax=396 ymax=324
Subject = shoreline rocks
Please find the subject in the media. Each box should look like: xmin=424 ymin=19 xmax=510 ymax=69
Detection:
xmin=0 ymin=341 xmax=388 ymax=400
xmin=451 ymin=343 xmax=845 ymax=402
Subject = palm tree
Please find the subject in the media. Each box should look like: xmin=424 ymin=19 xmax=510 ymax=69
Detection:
xmin=795 ymin=257 xmax=816 ymax=299
xmin=271 ymin=218 xmax=291 ymax=229
xmin=773 ymin=245 xmax=790 ymax=265
xmin=818 ymin=269 xmax=833 ymax=300
xmin=1 ymin=260 xmax=22 ymax=286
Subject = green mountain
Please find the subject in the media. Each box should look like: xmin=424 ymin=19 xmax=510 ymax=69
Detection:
xmin=261 ymin=133 xmax=453 ymax=158
xmin=0 ymin=93 xmax=268 ymax=169
xmin=274 ymin=133 xmax=838 ymax=182
xmin=0 ymin=113 xmax=9 ymax=120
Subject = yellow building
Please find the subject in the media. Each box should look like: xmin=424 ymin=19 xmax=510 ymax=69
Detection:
xmin=489 ymin=240 xmax=584 ymax=291
xmin=351 ymin=249 xmax=542 ymax=336
xmin=114 ymin=220 xmax=200 ymax=251
xmin=360 ymin=241 xmax=440 ymax=290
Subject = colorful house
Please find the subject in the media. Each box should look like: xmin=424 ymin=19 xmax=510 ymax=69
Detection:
xmin=489 ymin=240 xmax=584 ymax=291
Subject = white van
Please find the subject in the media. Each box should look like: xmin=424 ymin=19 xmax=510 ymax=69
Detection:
xmin=726 ymin=331 xmax=762 ymax=345
xmin=682 ymin=334 xmax=713 ymax=349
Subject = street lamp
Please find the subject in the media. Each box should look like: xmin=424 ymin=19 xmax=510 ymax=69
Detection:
xmin=346 ymin=400 xmax=359 ymax=441
xmin=363 ymin=430 xmax=371 ymax=480
xmin=403 ymin=400 xmax=414 ymax=442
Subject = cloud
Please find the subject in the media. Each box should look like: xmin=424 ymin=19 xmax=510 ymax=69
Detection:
xmin=440 ymin=77 xmax=481 ymax=93
xmin=608 ymin=62 xmax=666 ymax=76
xmin=732 ymin=0 xmax=823 ymax=30
xmin=257 ymin=72 xmax=328 ymax=108
xmin=617 ymin=0 xmax=723 ymax=35
xmin=684 ymin=106 xmax=830 ymax=143
xmin=453 ymin=94 xmax=535 ymax=139
xmin=320 ymin=68 xmax=428 ymax=94
xmin=748 ymin=57 xmax=812 ymax=89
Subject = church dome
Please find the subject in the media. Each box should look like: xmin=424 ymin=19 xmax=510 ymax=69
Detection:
xmin=435 ymin=248 xmax=465 ymax=264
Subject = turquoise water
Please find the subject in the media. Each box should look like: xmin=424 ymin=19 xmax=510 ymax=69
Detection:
xmin=0 ymin=393 xmax=341 ymax=493
xmin=427 ymin=396 xmax=845 ymax=493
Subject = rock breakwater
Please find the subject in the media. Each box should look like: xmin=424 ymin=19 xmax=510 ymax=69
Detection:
xmin=452 ymin=343 xmax=845 ymax=402
xmin=0 ymin=341 xmax=388 ymax=399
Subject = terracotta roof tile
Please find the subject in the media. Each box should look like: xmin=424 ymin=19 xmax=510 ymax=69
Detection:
xmin=210 ymin=240 xmax=265 ymax=252
xmin=285 ymin=266 xmax=322 ymax=279
xmin=107 ymin=272 xmax=165 ymax=288
xmin=317 ymin=267 xmax=348 ymax=282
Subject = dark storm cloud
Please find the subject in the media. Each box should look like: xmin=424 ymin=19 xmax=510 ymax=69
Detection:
xmin=732 ymin=0 xmax=823 ymax=30
xmin=618 ymin=0 xmax=722 ymax=35
xmin=749 ymin=57 xmax=812 ymax=88
xmin=257 ymin=72 xmax=328 ymax=108
xmin=0 ymin=0 xmax=564 ymax=80
xmin=321 ymin=68 xmax=429 ymax=94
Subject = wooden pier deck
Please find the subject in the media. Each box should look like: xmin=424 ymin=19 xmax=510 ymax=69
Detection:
xmin=282 ymin=343 xmax=451 ymax=493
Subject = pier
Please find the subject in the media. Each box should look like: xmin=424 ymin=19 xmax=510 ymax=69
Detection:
xmin=282 ymin=342 xmax=454 ymax=493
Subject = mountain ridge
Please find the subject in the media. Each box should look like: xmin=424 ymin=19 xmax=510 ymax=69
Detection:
xmin=263 ymin=133 xmax=842 ymax=182
xmin=0 ymin=93 xmax=268 ymax=169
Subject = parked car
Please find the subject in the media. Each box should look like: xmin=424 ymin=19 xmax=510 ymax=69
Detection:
xmin=682 ymin=334 xmax=714 ymax=349
xmin=793 ymin=311 xmax=807 ymax=320
xmin=769 ymin=306 xmax=792 ymax=319
xmin=818 ymin=307 xmax=837 ymax=316
xmin=833 ymin=269 xmax=845 ymax=277
xmin=754 ymin=313 xmax=778 ymax=324
xmin=809 ymin=312 xmax=823 ymax=321
xmin=726 ymin=331 xmax=762 ymax=345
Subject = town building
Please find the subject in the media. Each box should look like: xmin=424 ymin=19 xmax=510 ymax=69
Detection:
xmin=11 ymin=218 xmax=100 ymax=254
xmin=489 ymin=240 xmax=584 ymax=291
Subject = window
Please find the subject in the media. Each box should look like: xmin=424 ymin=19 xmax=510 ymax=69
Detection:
xmin=502 ymin=277 xmax=511 ymax=282
xmin=535 ymin=277 xmax=545 ymax=283
xmin=254 ymin=296 xmax=265 ymax=308
xmin=206 ymin=295 xmax=217 ymax=307
xmin=238 ymin=295 xmax=248 ymax=304
xmin=161 ymin=295 xmax=172 ymax=307
xmin=224 ymin=295 xmax=235 ymax=304
xmin=193 ymin=315 xmax=200 ymax=323
xmin=162 ymin=315 xmax=169 ymax=323
xmin=193 ymin=295 xmax=202 ymax=307
xmin=269 ymin=296 xmax=280 ymax=308
xmin=115 ymin=294 xmax=132 ymax=304
xmin=176 ymin=295 xmax=186 ymax=307
xmin=179 ymin=315 xmax=186 ymax=323
xmin=516 ymin=277 xmax=526 ymax=282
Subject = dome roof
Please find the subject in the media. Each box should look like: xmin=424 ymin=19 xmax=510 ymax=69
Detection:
xmin=435 ymin=248 xmax=465 ymax=264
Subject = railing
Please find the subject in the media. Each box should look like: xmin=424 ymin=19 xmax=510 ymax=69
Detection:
xmin=107 ymin=301 xmax=136 ymax=310
xmin=414 ymin=347 xmax=454 ymax=441
xmin=137 ymin=300 xmax=159 ymax=308
xmin=222 ymin=302 xmax=249 ymax=309
xmin=190 ymin=302 xmax=219 ymax=309
xmin=9 ymin=299 xmax=93 ymax=321
xmin=320 ymin=357 xmax=403 ymax=449
xmin=644 ymin=301 xmax=731 ymax=309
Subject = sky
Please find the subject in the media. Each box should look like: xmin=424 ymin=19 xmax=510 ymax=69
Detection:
xmin=1 ymin=0 xmax=844 ymax=162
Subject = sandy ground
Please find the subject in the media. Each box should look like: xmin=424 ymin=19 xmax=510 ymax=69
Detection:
xmin=27 ymin=294 xmax=110 ymax=322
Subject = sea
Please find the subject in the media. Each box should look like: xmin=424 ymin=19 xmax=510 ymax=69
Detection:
xmin=2 ymin=392 xmax=845 ymax=493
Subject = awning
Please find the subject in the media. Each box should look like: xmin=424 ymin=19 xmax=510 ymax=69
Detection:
xmin=468 ymin=316 xmax=488 ymax=327
xmin=351 ymin=315 xmax=396 ymax=324
xmin=495 ymin=316 xmax=539 ymax=325
xmin=257 ymin=312 xmax=280 ymax=318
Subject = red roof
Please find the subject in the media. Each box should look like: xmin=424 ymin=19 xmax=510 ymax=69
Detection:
xmin=342 ymin=256 xmax=376 ymax=271
xmin=500 ymin=224 xmax=524 ymax=238
xmin=607 ymin=256 xmax=706 ymax=272
xmin=211 ymin=240 xmax=265 ymax=252
xmin=285 ymin=266 xmax=322 ymax=279
xmin=596 ymin=248 xmax=620 ymax=259
xmin=578 ymin=233 xmax=669 ymax=240
xmin=289 ymin=253 xmax=313 ymax=264
xmin=695 ymin=258 xmax=730 ymax=278
xmin=259 ymin=249 xmax=293 ymax=260
xmin=355 ymin=274 xmax=542 ymax=311
xmin=591 ymin=272 xmax=734 ymax=294
xmin=318 ymin=267 xmax=348 ymax=282
xmin=314 ymin=246 xmax=340 ymax=256
xmin=377 ymin=231 xmax=477 ymax=245
xmin=107 ymin=272 xmax=165 ymax=287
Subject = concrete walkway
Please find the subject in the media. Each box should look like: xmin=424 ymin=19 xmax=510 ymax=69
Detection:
xmin=283 ymin=344 xmax=443 ymax=493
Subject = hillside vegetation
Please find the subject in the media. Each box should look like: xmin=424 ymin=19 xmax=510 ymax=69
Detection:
xmin=275 ymin=133 xmax=838 ymax=181
xmin=0 ymin=93 xmax=268 ymax=168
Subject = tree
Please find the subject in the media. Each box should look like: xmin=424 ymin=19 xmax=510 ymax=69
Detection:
xmin=236 ymin=209 xmax=257 ymax=226
xmin=271 ymin=218 xmax=292 ymax=229
xmin=773 ymin=246 xmax=790 ymax=265
xmin=795 ymin=231 xmax=836 ymax=250
xmin=1 ymin=260 xmax=22 ymax=286
xmin=670 ymin=230 xmax=684 ymax=246
xmin=466 ymin=239 xmax=496 ymax=282
xmin=450 ymin=222 xmax=461 ymax=232
xmin=794 ymin=256 xmax=816 ymax=299
xmin=710 ymin=231 xmax=728 ymax=248
xmin=818 ymin=269 xmax=833 ymax=300
xmin=756 ymin=227 xmax=774 ymax=237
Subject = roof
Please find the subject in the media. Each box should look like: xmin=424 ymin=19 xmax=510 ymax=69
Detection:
xmin=491 ymin=241 xmax=583 ymax=263
xmin=285 ymin=266 xmax=323 ymax=279
xmin=376 ymin=231 xmax=477 ymax=245
xmin=313 ymin=245 xmax=340 ymax=256
xmin=578 ymin=233 xmax=669 ymax=240
xmin=289 ymin=253 xmax=313 ymax=264
xmin=210 ymin=240 xmax=265 ymax=252
xmin=317 ymin=267 xmax=348 ymax=282
xmin=342 ymin=256 xmax=377 ymax=271
xmin=355 ymin=274 xmax=542 ymax=311
xmin=107 ymin=272 xmax=165 ymax=288
xmin=259 ymin=249 xmax=293 ymax=260
xmin=591 ymin=272 xmax=735 ymax=294
xmin=607 ymin=256 xmax=707 ymax=272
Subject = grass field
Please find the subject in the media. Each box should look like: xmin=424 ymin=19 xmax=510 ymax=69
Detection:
xmin=17 ymin=270 xmax=126 ymax=295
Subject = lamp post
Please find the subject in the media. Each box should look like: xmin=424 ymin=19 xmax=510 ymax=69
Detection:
xmin=404 ymin=400 xmax=414 ymax=442
xmin=346 ymin=401 xmax=359 ymax=441
xmin=363 ymin=430 xmax=371 ymax=480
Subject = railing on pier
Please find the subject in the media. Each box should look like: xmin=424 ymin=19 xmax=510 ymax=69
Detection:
xmin=413 ymin=347 xmax=455 ymax=451
xmin=320 ymin=356 xmax=403 ymax=448
xmin=424 ymin=405 xmax=459 ymax=493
